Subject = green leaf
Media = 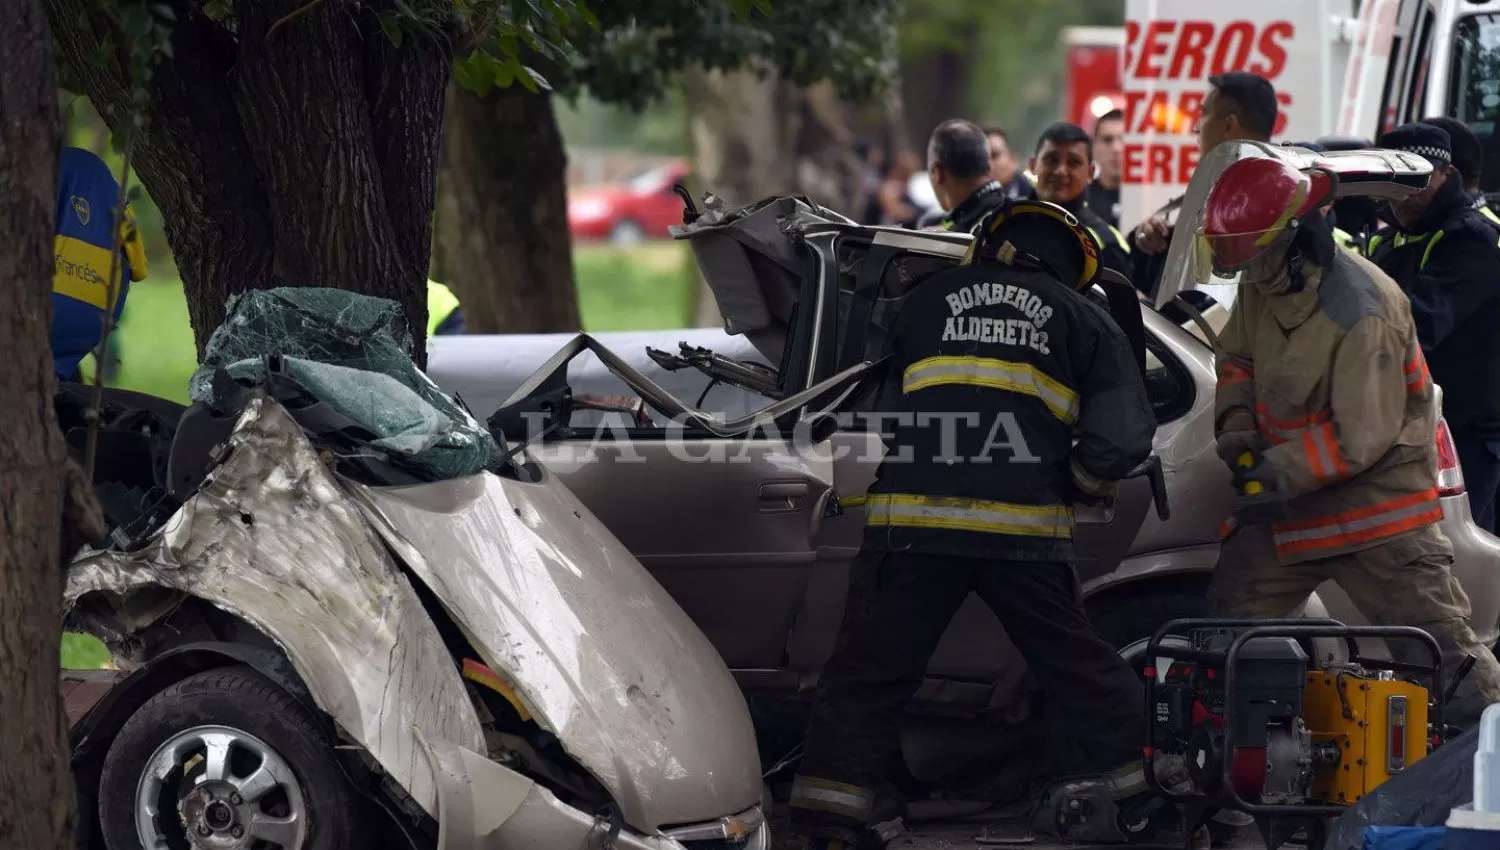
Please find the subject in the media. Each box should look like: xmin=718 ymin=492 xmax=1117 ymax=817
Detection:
xmin=375 ymin=10 xmax=403 ymax=47
xmin=120 ymin=6 xmax=154 ymax=39
xmin=452 ymin=52 xmax=495 ymax=96
xmin=202 ymin=0 xmax=232 ymax=22
xmin=520 ymin=64 xmax=551 ymax=91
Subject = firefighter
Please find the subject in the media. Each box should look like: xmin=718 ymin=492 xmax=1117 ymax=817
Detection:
xmin=1365 ymin=122 xmax=1500 ymax=534
xmin=916 ymin=119 xmax=1008 ymax=234
xmin=782 ymin=200 xmax=1163 ymax=849
xmin=1130 ymin=72 xmax=1277 ymax=299
xmin=1204 ymin=156 xmax=1500 ymax=730
xmin=1028 ymin=121 xmax=1132 ymax=283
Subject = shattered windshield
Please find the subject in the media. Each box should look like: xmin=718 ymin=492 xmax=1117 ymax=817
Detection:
xmin=190 ymin=287 xmax=499 ymax=481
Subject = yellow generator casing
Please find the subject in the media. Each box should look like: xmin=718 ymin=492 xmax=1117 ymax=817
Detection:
xmin=1303 ymin=671 xmax=1429 ymax=804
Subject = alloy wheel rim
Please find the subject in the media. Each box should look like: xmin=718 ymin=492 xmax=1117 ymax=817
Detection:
xmin=134 ymin=724 xmax=307 ymax=850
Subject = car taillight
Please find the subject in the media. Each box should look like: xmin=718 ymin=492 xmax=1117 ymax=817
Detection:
xmin=1436 ymin=418 xmax=1465 ymax=497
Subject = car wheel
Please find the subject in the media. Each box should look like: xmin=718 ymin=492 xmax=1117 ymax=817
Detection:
xmin=1091 ymin=590 xmax=1210 ymax=651
xmin=609 ymin=219 xmax=646 ymax=246
xmin=98 ymin=665 xmax=372 ymax=850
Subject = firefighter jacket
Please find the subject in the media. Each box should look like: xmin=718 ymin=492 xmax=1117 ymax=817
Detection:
xmin=1216 ymin=250 xmax=1443 ymax=566
xmin=862 ymin=262 xmax=1156 ymax=563
xmin=1366 ymin=181 xmax=1500 ymax=438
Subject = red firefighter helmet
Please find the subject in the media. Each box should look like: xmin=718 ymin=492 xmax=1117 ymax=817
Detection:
xmin=1195 ymin=157 xmax=1336 ymax=279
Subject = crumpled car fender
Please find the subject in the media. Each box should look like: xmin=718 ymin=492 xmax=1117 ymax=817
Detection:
xmin=64 ymin=395 xmax=485 ymax=817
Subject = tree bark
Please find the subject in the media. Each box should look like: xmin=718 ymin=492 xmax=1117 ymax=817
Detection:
xmin=45 ymin=0 xmax=450 ymax=361
xmin=682 ymin=65 xmax=867 ymax=326
xmin=0 ymin=3 xmax=103 ymax=847
xmin=432 ymin=83 xmax=580 ymax=333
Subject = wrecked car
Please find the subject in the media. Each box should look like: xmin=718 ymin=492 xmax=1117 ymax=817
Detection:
xmin=424 ymin=140 xmax=1500 ymax=805
xmin=60 ymin=289 xmax=775 ymax=850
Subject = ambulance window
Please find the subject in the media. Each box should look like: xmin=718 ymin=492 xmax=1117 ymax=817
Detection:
xmin=1378 ymin=33 xmax=1405 ymax=136
xmin=1406 ymin=6 xmax=1435 ymax=123
xmin=1449 ymin=15 xmax=1500 ymax=191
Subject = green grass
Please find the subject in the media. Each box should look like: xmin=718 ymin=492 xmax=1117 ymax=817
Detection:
xmin=62 ymin=632 xmax=112 ymax=670
xmin=574 ymin=241 xmax=697 ymax=330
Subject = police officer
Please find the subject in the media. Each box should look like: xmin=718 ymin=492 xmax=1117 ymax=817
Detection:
xmin=782 ymin=200 xmax=1161 ymax=849
xmin=1420 ymin=116 xmax=1500 ymax=228
xmin=916 ymin=119 xmax=1007 ymax=234
xmin=52 ymin=146 xmax=147 ymax=383
xmin=1028 ymin=121 xmax=1132 ymax=282
xmin=1365 ymin=122 xmax=1500 ymax=533
xmin=1205 ymin=155 xmax=1500 ymax=728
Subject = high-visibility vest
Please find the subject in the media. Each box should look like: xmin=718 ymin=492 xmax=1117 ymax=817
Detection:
xmin=427 ymin=279 xmax=461 ymax=336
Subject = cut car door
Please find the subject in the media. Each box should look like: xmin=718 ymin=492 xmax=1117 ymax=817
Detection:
xmin=533 ymin=427 xmax=831 ymax=672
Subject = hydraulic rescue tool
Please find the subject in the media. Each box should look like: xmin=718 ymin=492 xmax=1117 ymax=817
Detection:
xmin=1142 ymin=618 xmax=1449 ymax=850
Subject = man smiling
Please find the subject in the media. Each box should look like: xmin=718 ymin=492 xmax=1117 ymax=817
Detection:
xmin=1029 ymin=122 xmax=1132 ymax=282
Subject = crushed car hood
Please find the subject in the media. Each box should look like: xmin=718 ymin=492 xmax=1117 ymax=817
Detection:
xmin=347 ymin=466 xmax=764 ymax=833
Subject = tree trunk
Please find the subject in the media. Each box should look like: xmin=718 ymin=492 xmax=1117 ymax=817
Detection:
xmin=46 ymin=0 xmax=450 ymax=361
xmin=0 ymin=3 xmax=102 ymax=847
xmin=682 ymin=66 xmax=866 ymax=327
xmin=433 ymin=83 xmax=580 ymax=333
xmin=898 ymin=37 xmax=977 ymax=153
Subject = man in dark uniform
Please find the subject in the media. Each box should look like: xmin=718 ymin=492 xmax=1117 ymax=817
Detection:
xmin=781 ymin=200 xmax=1161 ymax=849
xmin=1129 ymin=72 xmax=1277 ymax=300
xmin=916 ymin=119 xmax=1007 ymax=234
xmin=1365 ymin=122 xmax=1500 ymax=532
xmin=1028 ymin=122 xmax=1132 ymax=283
xmin=1421 ymin=116 xmax=1500 ymax=228
xmin=1085 ymin=109 xmax=1125 ymax=230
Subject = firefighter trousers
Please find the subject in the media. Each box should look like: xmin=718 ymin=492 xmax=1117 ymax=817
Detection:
xmin=1209 ymin=522 xmax=1500 ymax=728
xmin=788 ymin=549 xmax=1146 ymax=840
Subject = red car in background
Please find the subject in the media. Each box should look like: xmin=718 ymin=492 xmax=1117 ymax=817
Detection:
xmin=568 ymin=159 xmax=692 ymax=244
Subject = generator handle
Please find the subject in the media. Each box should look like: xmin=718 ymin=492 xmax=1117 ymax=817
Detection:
xmin=1145 ymin=617 xmax=1349 ymax=662
xmin=1220 ymin=624 xmax=1444 ymax=818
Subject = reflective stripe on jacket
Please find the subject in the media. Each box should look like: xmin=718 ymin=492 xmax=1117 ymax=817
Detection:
xmin=862 ymin=262 xmax=1155 ymax=562
xmin=1215 ymin=251 xmax=1442 ymax=564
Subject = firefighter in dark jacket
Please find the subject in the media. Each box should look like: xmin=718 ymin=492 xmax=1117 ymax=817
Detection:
xmin=782 ymin=200 xmax=1161 ymax=850
xmin=916 ymin=119 xmax=1008 ymax=234
xmin=1366 ymin=122 xmax=1500 ymax=532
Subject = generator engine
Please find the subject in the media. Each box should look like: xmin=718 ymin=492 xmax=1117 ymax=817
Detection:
xmin=1144 ymin=619 xmax=1445 ymax=848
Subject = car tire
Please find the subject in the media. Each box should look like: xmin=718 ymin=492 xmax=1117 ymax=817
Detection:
xmin=1091 ymin=590 xmax=1211 ymax=651
xmin=98 ymin=665 xmax=373 ymax=850
xmin=609 ymin=219 xmax=646 ymax=246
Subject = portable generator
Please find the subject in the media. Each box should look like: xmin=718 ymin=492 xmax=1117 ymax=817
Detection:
xmin=1142 ymin=618 xmax=1449 ymax=849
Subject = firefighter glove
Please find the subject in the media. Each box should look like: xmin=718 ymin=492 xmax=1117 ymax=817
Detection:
xmin=1215 ymin=429 xmax=1262 ymax=468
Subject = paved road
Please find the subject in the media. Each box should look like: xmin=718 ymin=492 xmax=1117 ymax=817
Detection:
xmin=770 ymin=806 xmax=1274 ymax=850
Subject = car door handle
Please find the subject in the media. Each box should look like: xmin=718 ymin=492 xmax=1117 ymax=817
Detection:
xmin=759 ymin=481 xmax=809 ymax=512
